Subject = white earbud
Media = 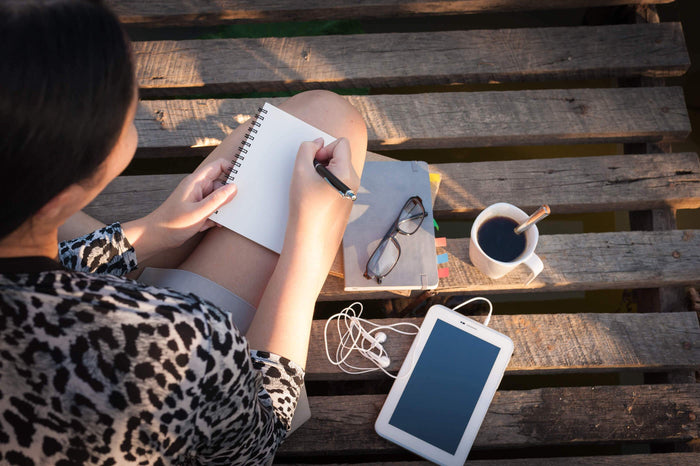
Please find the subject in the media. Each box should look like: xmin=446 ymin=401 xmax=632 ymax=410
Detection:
xmin=369 ymin=332 xmax=390 ymax=367
xmin=374 ymin=331 xmax=387 ymax=344
xmin=370 ymin=354 xmax=391 ymax=368
xmin=324 ymin=302 xmax=420 ymax=378
xmin=365 ymin=331 xmax=387 ymax=356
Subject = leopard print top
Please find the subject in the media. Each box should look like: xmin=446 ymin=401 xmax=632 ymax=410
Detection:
xmin=0 ymin=223 xmax=304 ymax=465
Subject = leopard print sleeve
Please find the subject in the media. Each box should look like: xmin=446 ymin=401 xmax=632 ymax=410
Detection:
xmin=251 ymin=350 xmax=305 ymax=431
xmin=164 ymin=300 xmax=305 ymax=465
xmin=58 ymin=222 xmax=138 ymax=275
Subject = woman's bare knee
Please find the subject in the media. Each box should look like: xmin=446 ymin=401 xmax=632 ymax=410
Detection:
xmin=280 ymin=90 xmax=367 ymax=175
xmin=280 ymin=90 xmax=367 ymax=141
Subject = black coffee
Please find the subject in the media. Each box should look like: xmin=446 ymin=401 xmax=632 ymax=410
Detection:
xmin=477 ymin=216 xmax=526 ymax=262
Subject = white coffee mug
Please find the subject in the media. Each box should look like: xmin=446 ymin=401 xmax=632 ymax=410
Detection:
xmin=469 ymin=203 xmax=544 ymax=285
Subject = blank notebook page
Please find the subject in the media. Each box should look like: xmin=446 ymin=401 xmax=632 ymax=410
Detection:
xmin=210 ymin=103 xmax=335 ymax=253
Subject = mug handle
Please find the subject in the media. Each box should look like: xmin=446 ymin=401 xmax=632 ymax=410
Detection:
xmin=523 ymin=254 xmax=544 ymax=286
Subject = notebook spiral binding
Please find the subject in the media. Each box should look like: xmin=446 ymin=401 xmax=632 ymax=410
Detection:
xmin=223 ymin=106 xmax=268 ymax=184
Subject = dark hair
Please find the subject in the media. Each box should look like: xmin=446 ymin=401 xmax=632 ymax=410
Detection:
xmin=0 ymin=0 xmax=135 ymax=239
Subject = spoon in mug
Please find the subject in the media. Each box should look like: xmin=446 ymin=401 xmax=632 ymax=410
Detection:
xmin=514 ymin=205 xmax=550 ymax=235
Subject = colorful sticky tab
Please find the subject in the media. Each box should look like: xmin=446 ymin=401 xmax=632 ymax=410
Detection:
xmin=436 ymin=253 xmax=449 ymax=264
xmin=435 ymin=237 xmax=447 ymax=248
xmin=433 ymin=219 xmax=439 ymax=231
xmin=438 ymin=267 xmax=450 ymax=278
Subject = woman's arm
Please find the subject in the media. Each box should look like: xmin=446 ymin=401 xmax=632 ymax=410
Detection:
xmin=245 ymin=138 xmax=359 ymax=368
xmin=119 ymin=158 xmax=237 ymax=264
xmin=58 ymin=222 xmax=137 ymax=274
xmin=58 ymin=158 xmax=237 ymax=275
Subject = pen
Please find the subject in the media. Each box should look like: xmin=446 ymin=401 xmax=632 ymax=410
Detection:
xmin=313 ymin=159 xmax=357 ymax=201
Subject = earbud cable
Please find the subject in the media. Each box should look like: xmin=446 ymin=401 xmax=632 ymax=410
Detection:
xmin=324 ymin=302 xmax=420 ymax=379
xmin=451 ymin=297 xmax=493 ymax=327
xmin=324 ymin=298 xmax=494 ymax=379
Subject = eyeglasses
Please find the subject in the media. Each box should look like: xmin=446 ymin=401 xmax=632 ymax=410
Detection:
xmin=364 ymin=196 xmax=427 ymax=284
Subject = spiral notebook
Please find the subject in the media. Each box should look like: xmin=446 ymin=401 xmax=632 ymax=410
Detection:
xmin=210 ymin=103 xmax=336 ymax=253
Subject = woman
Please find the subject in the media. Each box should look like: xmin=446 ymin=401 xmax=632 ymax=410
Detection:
xmin=0 ymin=1 xmax=367 ymax=464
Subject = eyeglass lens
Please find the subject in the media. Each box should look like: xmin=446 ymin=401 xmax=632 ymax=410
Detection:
xmin=397 ymin=198 xmax=425 ymax=234
xmin=366 ymin=237 xmax=400 ymax=281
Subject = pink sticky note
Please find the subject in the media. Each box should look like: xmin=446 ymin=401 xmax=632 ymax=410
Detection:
xmin=435 ymin=237 xmax=447 ymax=248
xmin=438 ymin=267 xmax=450 ymax=278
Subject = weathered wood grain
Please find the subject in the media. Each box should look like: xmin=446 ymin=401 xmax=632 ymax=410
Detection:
xmin=307 ymin=312 xmax=700 ymax=380
xmin=277 ymin=384 xmax=700 ymax=455
xmin=85 ymin=153 xmax=700 ymax=222
xmin=134 ymin=23 xmax=689 ymax=96
xmin=318 ymin=230 xmax=700 ymax=300
xmin=431 ymin=152 xmax=700 ymax=217
xmin=109 ymin=0 xmax=674 ymax=26
xmin=285 ymin=453 xmax=700 ymax=465
xmin=134 ymin=87 xmax=690 ymax=155
xmin=86 ymin=175 xmax=181 ymax=222
xmin=629 ymin=206 xmax=688 ymax=313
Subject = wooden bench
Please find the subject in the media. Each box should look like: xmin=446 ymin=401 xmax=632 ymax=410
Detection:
xmin=99 ymin=0 xmax=700 ymax=463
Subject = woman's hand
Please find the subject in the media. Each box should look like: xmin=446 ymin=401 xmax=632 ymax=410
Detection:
xmin=149 ymin=158 xmax=238 ymax=245
xmin=123 ymin=158 xmax=237 ymax=262
xmin=288 ymin=137 xmax=359 ymax=235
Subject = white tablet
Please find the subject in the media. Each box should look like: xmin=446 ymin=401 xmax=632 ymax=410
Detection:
xmin=375 ymin=304 xmax=513 ymax=465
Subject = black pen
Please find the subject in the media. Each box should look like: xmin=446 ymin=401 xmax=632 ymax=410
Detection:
xmin=313 ymin=159 xmax=357 ymax=201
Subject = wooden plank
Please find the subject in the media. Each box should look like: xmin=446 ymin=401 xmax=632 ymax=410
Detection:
xmin=277 ymin=384 xmax=700 ymax=455
xmin=134 ymin=23 xmax=689 ymax=96
xmin=307 ymin=312 xmax=700 ymax=381
xmin=630 ymin=206 xmax=689 ymax=313
xmin=109 ymin=0 xmax=674 ymax=27
xmin=86 ymin=174 xmax=181 ymax=222
xmin=86 ymin=153 xmax=700 ymax=223
xmin=431 ymin=152 xmax=700 ymax=218
xmin=285 ymin=453 xmax=700 ymax=465
xmin=134 ymin=87 xmax=690 ymax=155
xmin=318 ymin=230 xmax=700 ymax=300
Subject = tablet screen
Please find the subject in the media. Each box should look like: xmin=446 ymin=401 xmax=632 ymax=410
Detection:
xmin=388 ymin=319 xmax=501 ymax=454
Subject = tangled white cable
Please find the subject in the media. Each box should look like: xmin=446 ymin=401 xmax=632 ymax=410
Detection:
xmin=323 ymin=302 xmax=420 ymax=378
xmin=323 ymin=298 xmax=494 ymax=378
